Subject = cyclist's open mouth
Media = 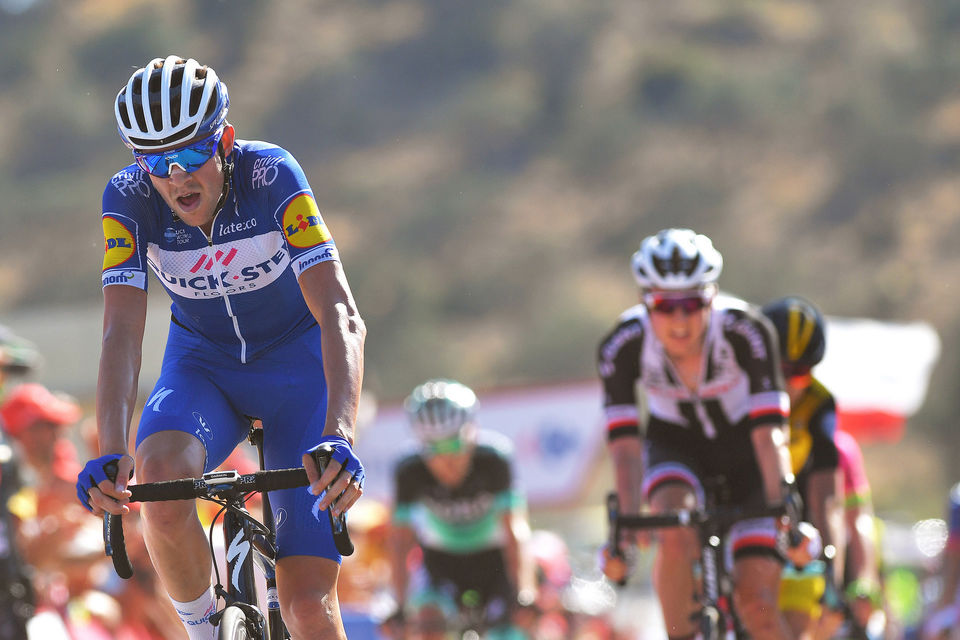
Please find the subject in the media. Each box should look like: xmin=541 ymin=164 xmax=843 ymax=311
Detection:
xmin=177 ymin=193 xmax=200 ymax=209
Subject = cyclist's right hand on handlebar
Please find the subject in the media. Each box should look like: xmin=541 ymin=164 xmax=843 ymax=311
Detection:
xmin=76 ymin=453 xmax=134 ymax=515
xmin=304 ymin=435 xmax=364 ymax=517
xmin=599 ymin=544 xmax=633 ymax=584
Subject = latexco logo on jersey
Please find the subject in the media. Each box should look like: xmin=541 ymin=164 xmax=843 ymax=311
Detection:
xmin=282 ymin=194 xmax=331 ymax=249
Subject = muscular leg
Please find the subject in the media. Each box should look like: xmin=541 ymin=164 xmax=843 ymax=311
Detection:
xmin=649 ymin=484 xmax=700 ymax=639
xmin=734 ymin=555 xmax=791 ymax=640
xmin=136 ymin=431 xmax=210 ymax=601
xmin=277 ymin=555 xmax=346 ymax=640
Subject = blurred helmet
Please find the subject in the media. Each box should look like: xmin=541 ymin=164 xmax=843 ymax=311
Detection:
xmin=631 ymin=228 xmax=723 ymax=290
xmin=404 ymin=379 xmax=478 ymax=442
xmin=0 ymin=383 xmax=81 ymax=439
xmin=762 ymin=296 xmax=826 ymax=375
xmin=0 ymin=325 xmax=40 ymax=376
xmin=115 ymin=55 xmax=229 ymax=152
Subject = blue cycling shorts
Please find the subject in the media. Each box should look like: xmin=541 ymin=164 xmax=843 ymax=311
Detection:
xmin=135 ymin=320 xmax=340 ymax=562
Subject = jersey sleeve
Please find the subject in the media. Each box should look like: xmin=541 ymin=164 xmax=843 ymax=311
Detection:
xmin=392 ymin=455 xmax=422 ymax=526
xmin=256 ymin=146 xmax=340 ymax=277
xmin=723 ymin=307 xmax=789 ymax=431
xmin=835 ymin=429 xmax=871 ymax=507
xmin=807 ymin=397 xmax=840 ymax=472
xmin=101 ymin=168 xmax=152 ymax=291
xmin=477 ymin=436 xmax=525 ymax=513
xmin=597 ymin=312 xmax=644 ymax=441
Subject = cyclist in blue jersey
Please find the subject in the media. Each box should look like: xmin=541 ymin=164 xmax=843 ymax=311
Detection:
xmin=75 ymin=56 xmax=366 ymax=640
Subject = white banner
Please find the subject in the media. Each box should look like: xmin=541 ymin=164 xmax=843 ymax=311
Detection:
xmin=355 ymin=381 xmax=607 ymax=507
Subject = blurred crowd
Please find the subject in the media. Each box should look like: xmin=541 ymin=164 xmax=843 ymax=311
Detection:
xmin=0 ymin=324 xmax=183 ymax=640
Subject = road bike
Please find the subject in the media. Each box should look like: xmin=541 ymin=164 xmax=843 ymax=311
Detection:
xmin=102 ymin=426 xmax=354 ymax=639
xmin=606 ymin=477 xmax=797 ymax=640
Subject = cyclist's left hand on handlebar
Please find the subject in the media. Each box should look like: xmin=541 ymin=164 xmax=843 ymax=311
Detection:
xmin=76 ymin=453 xmax=134 ymax=516
xmin=304 ymin=435 xmax=364 ymax=516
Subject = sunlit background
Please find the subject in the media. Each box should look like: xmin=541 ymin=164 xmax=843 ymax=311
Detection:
xmin=1 ymin=3 xmax=958 ymax=633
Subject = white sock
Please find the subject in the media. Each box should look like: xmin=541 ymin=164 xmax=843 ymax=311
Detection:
xmin=170 ymin=586 xmax=218 ymax=640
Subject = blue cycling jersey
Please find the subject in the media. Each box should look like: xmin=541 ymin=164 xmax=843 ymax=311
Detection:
xmin=101 ymin=140 xmax=339 ymax=362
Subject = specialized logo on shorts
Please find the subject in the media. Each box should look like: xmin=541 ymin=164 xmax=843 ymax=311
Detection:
xmin=282 ymin=194 xmax=330 ymax=249
xmin=103 ymin=216 xmax=136 ymax=270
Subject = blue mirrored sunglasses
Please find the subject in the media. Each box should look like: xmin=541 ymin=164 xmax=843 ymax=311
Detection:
xmin=133 ymin=129 xmax=223 ymax=178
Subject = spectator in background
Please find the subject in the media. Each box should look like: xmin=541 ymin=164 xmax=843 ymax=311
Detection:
xmin=0 ymin=384 xmax=99 ymax=616
xmin=0 ymin=325 xmax=41 ymax=640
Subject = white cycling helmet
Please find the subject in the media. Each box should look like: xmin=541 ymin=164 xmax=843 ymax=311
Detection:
xmin=404 ymin=379 xmax=478 ymax=443
xmin=115 ymin=55 xmax=229 ymax=151
xmin=630 ymin=228 xmax=723 ymax=290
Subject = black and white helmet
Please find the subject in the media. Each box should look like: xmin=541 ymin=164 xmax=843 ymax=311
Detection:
xmin=115 ymin=55 xmax=229 ymax=152
xmin=631 ymin=228 xmax=723 ymax=290
xmin=404 ymin=379 xmax=478 ymax=442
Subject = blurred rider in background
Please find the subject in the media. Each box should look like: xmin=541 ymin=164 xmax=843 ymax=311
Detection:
xmin=385 ymin=379 xmax=535 ymax=640
xmin=763 ymin=297 xmax=845 ymax=640
xmin=597 ymin=228 xmax=796 ymax=640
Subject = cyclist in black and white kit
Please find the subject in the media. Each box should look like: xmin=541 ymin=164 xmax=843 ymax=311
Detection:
xmin=385 ymin=379 xmax=534 ymax=640
xmin=597 ymin=228 xmax=795 ymax=640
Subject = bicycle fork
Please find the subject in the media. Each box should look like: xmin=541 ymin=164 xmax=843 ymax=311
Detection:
xmin=694 ymin=538 xmax=737 ymax=640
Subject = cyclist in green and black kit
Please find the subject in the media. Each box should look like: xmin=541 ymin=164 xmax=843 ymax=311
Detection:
xmin=384 ymin=379 xmax=535 ymax=640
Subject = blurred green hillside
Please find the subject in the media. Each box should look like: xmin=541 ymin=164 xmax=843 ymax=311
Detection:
xmin=1 ymin=0 xmax=958 ymax=514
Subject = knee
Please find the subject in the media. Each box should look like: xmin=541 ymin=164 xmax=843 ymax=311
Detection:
xmin=735 ymin=588 xmax=781 ymax=635
xmin=281 ymin=590 xmax=342 ymax=639
xmin=657 ymin=527 xmax=697 ymax=560
xmin=136 ymin=447 xmax=202 ymax=532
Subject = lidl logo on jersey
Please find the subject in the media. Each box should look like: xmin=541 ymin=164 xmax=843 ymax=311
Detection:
xmin=282 ymin=194 xmax=331 ymax=249
xmin=103 ymin=216 xmax=136 ymax=270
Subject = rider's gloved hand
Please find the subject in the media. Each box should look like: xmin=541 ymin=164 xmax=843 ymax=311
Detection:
xmin=599 ymin=543 xmax=634 ymax=585
xmin=76 ymin=453 xmax=134 ymax=514
xmin=784 ymin=521 xmax=822 ymax=568
xmin=303 ymin=435 xmax=364 ymax=515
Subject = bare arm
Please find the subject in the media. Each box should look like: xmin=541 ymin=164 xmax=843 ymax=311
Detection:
xmin=388 ymin=522 xmax=418 ymax=610
xmin=807 ymin=467 xmax=845 ymax=583
xmin=89 ymin=285 xmax=146 ymax=514
xmin=750 ymin=424 xmax=792 ymax=504
xmin=98 ymin=286 xmax=147 ymax=453
xmin=297 ymin=260 xmax=366 ymax=511
xmin=298 ymin=260 xmax=366 ymax=443
xmin=609 ymin=436 xmax=644 ymax=514
xmin=501 ymin=507 xmax=536 ymax=603
xmin=845 ymin=499 xmax=878 ymax=587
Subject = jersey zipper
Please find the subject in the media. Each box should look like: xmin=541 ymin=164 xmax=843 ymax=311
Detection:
xmin=201 ymin=210 xmax=249 ymax=363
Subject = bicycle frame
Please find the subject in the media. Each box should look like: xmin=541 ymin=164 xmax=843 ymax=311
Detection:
xmin=606 ymin=489 xmax=788 ymax=639
xmin=102 ymin=430 xmax=353 ymax=640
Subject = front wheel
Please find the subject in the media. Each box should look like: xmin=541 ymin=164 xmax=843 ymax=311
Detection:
xmin=217 ymin=606 xmax=253 ymax=640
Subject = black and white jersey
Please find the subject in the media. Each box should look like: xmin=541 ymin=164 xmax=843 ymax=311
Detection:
xmin=597 ymin=294 xmax=788 ymax=466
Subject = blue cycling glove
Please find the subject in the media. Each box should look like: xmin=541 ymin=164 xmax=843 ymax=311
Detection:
xmin=305 ymin=435 xmax=365 ymax=490
xmin=76 ymin=453 xmax=131 ymax=513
